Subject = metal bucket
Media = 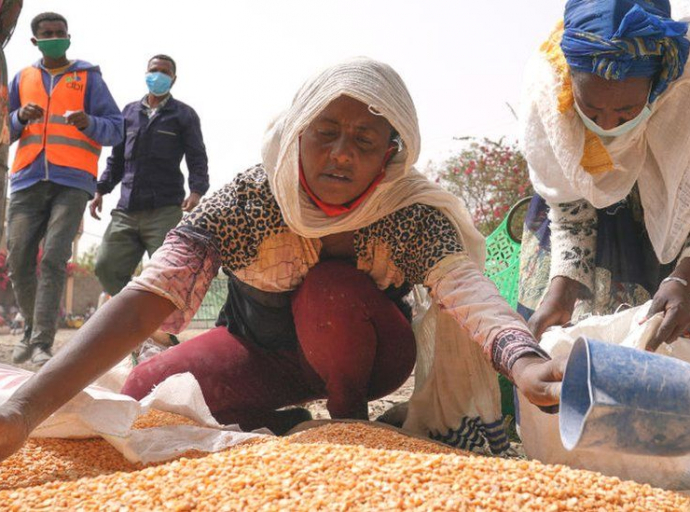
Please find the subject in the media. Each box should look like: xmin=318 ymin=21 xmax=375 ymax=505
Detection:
xmin=560 ymin=337 xmax=690 ymax=457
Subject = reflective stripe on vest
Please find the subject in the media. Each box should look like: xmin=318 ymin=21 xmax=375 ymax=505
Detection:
xmin=11 ymin=66 xmax=102 ymax=176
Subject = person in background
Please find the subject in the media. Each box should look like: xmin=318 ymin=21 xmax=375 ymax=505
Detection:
xmin=7 ymin=12 xmax=123 ymax=366
xmin=9 ymin=311 xmax=23 ymax=336
xmin=90 ymin=54 xmax=209 ymax=298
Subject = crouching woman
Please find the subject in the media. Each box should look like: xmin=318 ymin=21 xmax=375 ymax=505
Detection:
xmin=0 ymin=58 xmax=562 ymax=460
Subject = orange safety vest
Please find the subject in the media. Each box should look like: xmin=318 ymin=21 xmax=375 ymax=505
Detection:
xmin=11 ymin=66 xmax=102 ymax=176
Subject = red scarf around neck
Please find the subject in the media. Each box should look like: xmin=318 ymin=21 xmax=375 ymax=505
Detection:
xmin=298 ymin=146 xmax=395 ymax=217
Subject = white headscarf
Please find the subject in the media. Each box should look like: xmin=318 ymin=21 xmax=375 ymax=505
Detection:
xmin=261 ymin=56 xmax=485 ymax=268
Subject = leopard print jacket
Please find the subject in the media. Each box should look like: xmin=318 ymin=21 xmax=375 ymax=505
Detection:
xmin=178 ymin=165 xmax=466 ymax=291
xmin=129 ymin=165 xmax=547 ymax=377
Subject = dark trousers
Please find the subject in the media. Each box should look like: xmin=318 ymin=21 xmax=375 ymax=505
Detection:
xmin=95 ymin=205 xmax=183 ymax=296
xmin=121 ymin=261 xmax=417 ymax=423
xmin=7 ymin=181 xmax=89 ymax=348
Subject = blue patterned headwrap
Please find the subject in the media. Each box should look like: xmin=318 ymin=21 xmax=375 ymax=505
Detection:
xmin=561 ymin=0 xmax=690 ymax=101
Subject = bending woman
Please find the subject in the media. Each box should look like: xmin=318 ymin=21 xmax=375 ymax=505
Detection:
xmin=519 ymin=0 xmax=690 ymax=350
xmin=0 ymin=58 xmax=561 ymax=461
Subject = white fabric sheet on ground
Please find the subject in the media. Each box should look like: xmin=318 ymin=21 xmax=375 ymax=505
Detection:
xmin=0 ymin=366 xmax=268 ymax=464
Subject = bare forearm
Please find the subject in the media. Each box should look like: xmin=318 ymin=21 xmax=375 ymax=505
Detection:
xmin=545 ymin=275 xmax=584 ymax=308
xmin=5 ymin=289 xmax=176 ymax=432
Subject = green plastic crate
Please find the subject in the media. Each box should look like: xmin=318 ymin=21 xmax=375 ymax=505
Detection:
xmin=483 ymin=197 xmax=531 ymax=309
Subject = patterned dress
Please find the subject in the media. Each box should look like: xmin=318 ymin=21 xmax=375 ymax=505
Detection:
xmin=518 ymin=186 xmax=679 ymax=322
xmin=518 ymin=22 xmax=690 ymax=322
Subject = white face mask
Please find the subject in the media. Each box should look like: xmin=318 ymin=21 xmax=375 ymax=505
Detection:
xmin=573 ymin=97 xmax=652 ymax=138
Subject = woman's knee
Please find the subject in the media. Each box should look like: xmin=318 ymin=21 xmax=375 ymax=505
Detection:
xmin=293 ymin=260 xmax=414 ymax=392
xmin=294 ymin=263 xmax=375 ymax=343
xmin=121 ymin=354 xmax=176 ymax=400
xmin=120 ymin=334 xmax=212 ymax=400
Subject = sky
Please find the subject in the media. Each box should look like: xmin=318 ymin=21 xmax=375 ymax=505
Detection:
xmin=4 ymin=0 xmax=566 ymax=252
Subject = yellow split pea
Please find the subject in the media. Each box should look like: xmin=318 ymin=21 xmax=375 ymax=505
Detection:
xmin=0 ymin=417 xmax=687 ymax=510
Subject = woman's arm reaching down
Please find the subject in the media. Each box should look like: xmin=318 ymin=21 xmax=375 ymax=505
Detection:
xmin=0 ymin=289 xmax=176 ymax=461
xmin=428 ymin=254 xmax=564 ymax=407
xmin=0 ymin=226 xmax=221 ymax=462
xmin=528 ymin=199 xmax=596 ymax=339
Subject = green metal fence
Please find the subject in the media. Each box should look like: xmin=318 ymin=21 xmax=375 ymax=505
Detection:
xmin=189 ymin=277 xmax=228 ymax=329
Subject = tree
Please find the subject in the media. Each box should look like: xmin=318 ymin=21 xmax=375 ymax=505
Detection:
xmin=432 ymin=138 xmax=533 ymax=236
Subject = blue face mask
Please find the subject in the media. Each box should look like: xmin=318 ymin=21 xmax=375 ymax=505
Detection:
xmin=145 ymin=72 xmax=173 ymax=97
xmin=573 ymin=98 xmax=652 ymax=138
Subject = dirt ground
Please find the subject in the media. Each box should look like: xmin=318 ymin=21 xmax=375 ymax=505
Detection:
xmin=0 ymin=328 xmax=414 ymax=422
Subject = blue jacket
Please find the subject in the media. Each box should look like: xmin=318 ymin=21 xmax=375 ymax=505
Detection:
xmin=96 ymin=96 xmax=209 ymax=212
xmin=9 ymin=60 xmax=124 ymax=196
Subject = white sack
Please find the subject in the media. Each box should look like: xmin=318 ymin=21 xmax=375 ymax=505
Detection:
xmin=0 ymin=365 xmax=267 ymax=464
xmin=517 ymin=303 xmax=690 ymax=490
xmin=92 ymin=355 xmax=133 ymax=393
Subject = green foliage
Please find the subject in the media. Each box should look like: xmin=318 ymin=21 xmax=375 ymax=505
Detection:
xmin=75 ymin=244 xmax=99 ymax=274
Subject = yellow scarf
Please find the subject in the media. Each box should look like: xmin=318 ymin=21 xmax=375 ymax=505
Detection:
xmin=541 ymin=22 xmax=614 ymax=175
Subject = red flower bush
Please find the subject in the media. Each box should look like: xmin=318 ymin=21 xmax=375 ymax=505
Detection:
xmin=432 ymin=138 xmax=533 ymax=235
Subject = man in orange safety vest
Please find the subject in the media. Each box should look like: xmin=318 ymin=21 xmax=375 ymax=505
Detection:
xmin=7 ymin=12 xmax=123 ymax=366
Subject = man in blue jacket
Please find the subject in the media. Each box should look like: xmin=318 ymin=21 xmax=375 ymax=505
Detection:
xmin=8 ymin=12 xmax=123 ymax=366
xmin=90 ymin=54 xmax=209 ymax=300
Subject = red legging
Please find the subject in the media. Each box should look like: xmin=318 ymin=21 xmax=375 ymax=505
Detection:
xmin=121 ymin=260 xmax=416 ymax=427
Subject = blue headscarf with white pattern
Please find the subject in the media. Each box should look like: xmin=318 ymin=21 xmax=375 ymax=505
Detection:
xmin=561 ymin=0 xmax=690 ymax=101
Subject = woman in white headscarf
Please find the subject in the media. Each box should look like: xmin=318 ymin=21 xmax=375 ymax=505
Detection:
xmin=519 ymin=0 xmax=690 ymax=350
xmin=0 ymin=57 xmax=561 ymax=461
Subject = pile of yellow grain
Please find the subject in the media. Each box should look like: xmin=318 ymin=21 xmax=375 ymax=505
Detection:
xmin=131 ymin=408 xmax=202 ymax=429
xmin=0 ymin=438 xmax=136 ymax=491
xmin=289 ymin=421 xmax=468 ymax=456
xmin=0 ymin=409 xmax=203 ymax=491
xmin=0 ymin=419 xmax=687 ymax=510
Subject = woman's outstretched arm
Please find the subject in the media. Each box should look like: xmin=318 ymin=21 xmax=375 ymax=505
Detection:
xmin=0 ymin=289 xmax=176 ymax=462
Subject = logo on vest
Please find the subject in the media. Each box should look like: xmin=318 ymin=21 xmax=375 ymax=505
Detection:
xmin=65 ymin=74 xmax=83 ymax=91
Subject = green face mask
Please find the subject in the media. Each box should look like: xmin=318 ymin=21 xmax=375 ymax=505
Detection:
xmin=36 ymin=38 xmax=71 ymax=59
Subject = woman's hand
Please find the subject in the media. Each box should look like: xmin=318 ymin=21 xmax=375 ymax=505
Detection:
xmin=528 ymin=276 xmax=583 ymax=340
xmin=512 ymin=355 xmax=567 ymax=410
xmin=0 ymin=404 xmax=30 ymax=463
xmin=644 ymin=260 xmax=690 ymax=352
